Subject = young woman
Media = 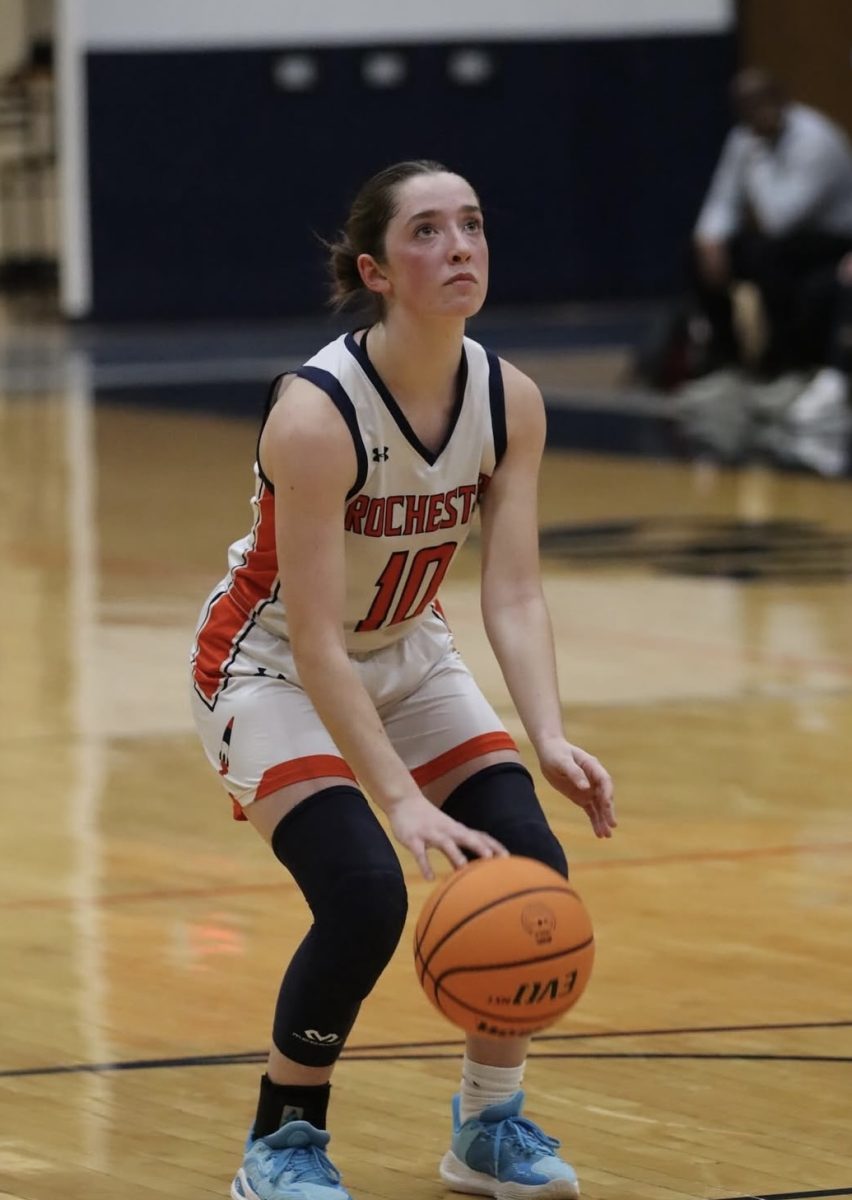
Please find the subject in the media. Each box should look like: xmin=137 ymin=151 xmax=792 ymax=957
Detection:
xmin=191 ymin=160 xmax=616 ymax=1200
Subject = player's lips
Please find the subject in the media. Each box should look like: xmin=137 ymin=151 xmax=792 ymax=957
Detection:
xmin=445 ymin=272 xmax=477 ymax=285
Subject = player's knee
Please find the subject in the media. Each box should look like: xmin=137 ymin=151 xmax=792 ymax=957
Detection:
xmin=327 ymin=866 xmax=408 ymax=993
xmin=508 ymin=820 xmax=568 ymax=878
xmin=271 ymin=785 xmax=408 ymax=991
xmin=442 ymin=762 xmax=569 ymax=878
xmin=269 ymin=859 xmax=407 ymax=1065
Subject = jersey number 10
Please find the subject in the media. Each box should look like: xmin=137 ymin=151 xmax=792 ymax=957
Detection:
xmin=356 ymin=542 xmax=457 ymax=631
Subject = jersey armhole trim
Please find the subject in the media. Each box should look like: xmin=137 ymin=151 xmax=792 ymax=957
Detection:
xmin=295 ymin=365 xmax=369 ymax=499
xmin=256 ymin=372 xmax=292 ymax=493
xmin=486 ymin=350 xmax=508 ymax=466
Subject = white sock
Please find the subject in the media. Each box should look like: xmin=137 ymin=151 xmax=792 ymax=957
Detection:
xmin=459 ymin=1056 xmax=526 ymax=1124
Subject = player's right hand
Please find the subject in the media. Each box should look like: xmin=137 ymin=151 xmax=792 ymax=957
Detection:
xmin=386 ymin=794 xmax=507 ymax=881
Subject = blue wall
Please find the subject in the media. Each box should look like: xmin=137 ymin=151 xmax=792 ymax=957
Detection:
xmin=86 ymin=34 xmax=736 ymax=320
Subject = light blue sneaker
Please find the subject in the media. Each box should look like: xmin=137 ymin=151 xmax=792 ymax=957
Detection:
xmin=231 ymin=1121 xmax=353 ymax=1200
xmin=440 ymin=1091 xmax=580 ymax=1199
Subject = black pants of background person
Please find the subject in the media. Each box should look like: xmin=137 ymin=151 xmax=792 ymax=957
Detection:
xmin=691 ymin=232 xmax=852 ymax=375
xmin=827 ymin=267 xmax=852 ymax=376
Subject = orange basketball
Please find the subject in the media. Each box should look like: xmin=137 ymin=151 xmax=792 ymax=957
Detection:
xmin=413 ymin=855 xmax=594 ymax=1038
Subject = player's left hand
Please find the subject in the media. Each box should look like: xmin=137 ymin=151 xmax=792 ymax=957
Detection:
xmin=538 ymin=740 xmax=616 ymax=839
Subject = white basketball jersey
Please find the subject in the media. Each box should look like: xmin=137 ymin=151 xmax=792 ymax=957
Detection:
xmin=192 ymin=330 xmax=506 ymax=697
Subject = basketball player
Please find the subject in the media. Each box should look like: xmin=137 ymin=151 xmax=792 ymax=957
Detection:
xmin=190 ymin=160 xmax=616 ymax=1200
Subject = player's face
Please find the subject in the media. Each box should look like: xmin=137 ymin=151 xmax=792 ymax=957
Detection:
xmin=376 ymin=172 xmax=489 ymax=318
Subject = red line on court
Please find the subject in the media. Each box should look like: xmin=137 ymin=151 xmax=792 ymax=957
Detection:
xmin=5 ymin=839 xmax=851 ymax=912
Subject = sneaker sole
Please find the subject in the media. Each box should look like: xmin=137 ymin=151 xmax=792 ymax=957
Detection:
xmin=230 ymin=1163 xmax=353 ymax=1200
xmin=231 ymin=1168 xmax=257 ymax=1200
xmin=439 ymin=1150 xmax=580 ymax=1200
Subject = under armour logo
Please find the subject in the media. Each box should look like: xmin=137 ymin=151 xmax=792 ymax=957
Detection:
xmin=301 ymin=1029 xmax=340 ymax=1044
xmin=372 ymin=446 xmax=389 ymax=462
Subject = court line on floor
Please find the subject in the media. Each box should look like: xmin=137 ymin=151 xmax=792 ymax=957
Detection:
xmin=353 ymin=1017 xmax=852 ymax=1050
xmin=2 ymin=1018 xmax=849 ymax=1079
xmin=4 ymin=838 xmax=851 ymax=911
xmin=3 ymin=1051 xmax=851 ymax=1080
xmin=717 ymin=1189 xmax=852 ymax=1200
xmin=342 ymin=1052 xmax=852 ymax=1063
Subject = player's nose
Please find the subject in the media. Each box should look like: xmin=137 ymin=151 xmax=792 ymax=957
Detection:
xmin=448 ymin=229 xmax=472 ymax=261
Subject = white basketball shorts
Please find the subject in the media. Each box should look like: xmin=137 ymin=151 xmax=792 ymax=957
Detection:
xmin=190 ymin=605 xmax=516 ymax=819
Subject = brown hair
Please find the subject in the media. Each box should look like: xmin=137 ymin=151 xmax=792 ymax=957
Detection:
xmin=326 ymin=159 xmax=451 ymax=317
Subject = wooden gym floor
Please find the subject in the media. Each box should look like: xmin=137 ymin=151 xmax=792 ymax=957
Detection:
xmin=1 ymin=318 xmax=851 ymax=1200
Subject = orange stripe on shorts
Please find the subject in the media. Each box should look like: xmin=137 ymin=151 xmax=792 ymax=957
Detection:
xmin=255 ymin=755 xmax=357 ymax=802
xmin=411 ymin=732 xmax=518 ymax=788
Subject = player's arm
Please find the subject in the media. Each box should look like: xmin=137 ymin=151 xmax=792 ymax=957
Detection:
xmin=260 ymin=379 xmax=504 ymax=877
xmin=478 ymin=361 xmax=616 ymax=838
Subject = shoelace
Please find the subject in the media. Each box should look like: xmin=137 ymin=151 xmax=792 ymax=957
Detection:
xmin=487 ymin=1115 xmax=560 ymax=1172
xmin=266 ymin=1143 xmax=342 ymax=1186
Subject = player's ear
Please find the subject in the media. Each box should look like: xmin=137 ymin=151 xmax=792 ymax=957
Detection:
xmin=357 ymin=253 xmax=391 ymax=296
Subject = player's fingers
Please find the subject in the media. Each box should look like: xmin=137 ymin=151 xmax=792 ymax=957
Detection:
xmin=597 ymin=802 xmax=616 ymax=836
xmin=593 ymin=769 xmax=615 ymax=805
xmin=454 ymin=826 xmax=497 ymax=859
xmin=436 ymin=835 xmax=469 ymax=871
xmin=575 ymin=751 xmax=612 ymax=796
xmin=579 ymin=796 xmax=606 ymax=837
xmin=560 ymin=761 xmax=591 ymax=791
xmin=589 ymin=785 xmax=617 ymax=826
xmin=585 ymin=807 xmax=604 ymax=837
xmin=468 ymin=833 xmax=506 ymax=858
xmin=593 ymin=811 xmax=613 ymax=838
xmin=409 ymin=838 xmax=434 ymax=881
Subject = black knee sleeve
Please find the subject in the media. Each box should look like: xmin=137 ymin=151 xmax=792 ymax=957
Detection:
xmin=442 ymin=762 xmax=569 ymax=878
xmin=269 ymin=786 xmax=408 ymax=1065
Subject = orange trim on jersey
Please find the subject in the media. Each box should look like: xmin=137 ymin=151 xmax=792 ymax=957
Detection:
xmin=255 ymin=755 xmax=357 ymax=802
xmin=231 ymin=795 xmax=248 ymax=822
xmin=432 ymin=597 xmax=449 ymax=625
xmin=192 ymin=486 xmax=279 ymax=702
xmin=411 ymin=732 xmax=518 ymax=788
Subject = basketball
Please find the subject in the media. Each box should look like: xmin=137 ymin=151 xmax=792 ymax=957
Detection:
xmin=413 ymin=855 xmax=594 ymax=1038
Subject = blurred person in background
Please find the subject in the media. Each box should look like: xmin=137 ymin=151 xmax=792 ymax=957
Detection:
xmin=671 ymin=68 xmax=852 ymax=474
xmin=692 ymin=67 xmax=852 ymax=377
xmin=778 ymin=251 xmax=852 ymax=476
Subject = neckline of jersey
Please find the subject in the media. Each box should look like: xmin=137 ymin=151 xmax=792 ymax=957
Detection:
xmin=344 ymin=329 xmax=468 ymax=467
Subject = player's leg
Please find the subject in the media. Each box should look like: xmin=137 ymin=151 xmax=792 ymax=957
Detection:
xmin=431 ymin=766 xmax=578 ymax=1199
xmin=191 ymin=667 xmax=407 ymax=1200
xmin=428 ymin=766 xmax=574 ymax=1196
xmin=249 ymin=781 xmax=408 ymax=1096
xmin=383 ymin=618 xmax=578 ymax=1199
xmin=430 ymin=767 xmax=574 ymax=1196
xmin=235 ymin=780 xmax=407 ymax=1200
